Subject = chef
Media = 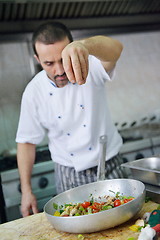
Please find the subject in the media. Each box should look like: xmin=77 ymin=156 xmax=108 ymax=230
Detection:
xmin=16 ymin=21 xmax=124 ymax=217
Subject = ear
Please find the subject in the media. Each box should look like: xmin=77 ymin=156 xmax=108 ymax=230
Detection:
xmin=34 ymin=54 xmax=40 ymax=64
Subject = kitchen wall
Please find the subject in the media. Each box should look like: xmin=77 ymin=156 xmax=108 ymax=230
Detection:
xmin=105 ymin=30 xmax=160 ymax=130
xmin=0 ymin=42 xmax=32 ymax=156
xmin=0 ymin=30 xmax=160 ymax=155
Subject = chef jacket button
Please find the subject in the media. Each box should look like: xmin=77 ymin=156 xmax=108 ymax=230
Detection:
xmin=70 ymin=153 xmax=74 ymax=156
xmin=80 ymin=104 xmax=84 ymax=109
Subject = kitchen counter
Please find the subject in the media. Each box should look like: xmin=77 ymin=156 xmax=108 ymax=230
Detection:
xmin=0 ymin=201 xmax=160 ymax=240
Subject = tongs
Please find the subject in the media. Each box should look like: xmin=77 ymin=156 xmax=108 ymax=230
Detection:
xmin=97 ymin=135 xmax=107 ymax=181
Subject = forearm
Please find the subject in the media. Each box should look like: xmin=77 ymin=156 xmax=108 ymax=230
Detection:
xmin=17 ymin=143 xmax=36 ymax=194
xmin=62 ymin=35 xmax=123 ymax=84
xmin=80 ymin=35 xmax=123 ymax=63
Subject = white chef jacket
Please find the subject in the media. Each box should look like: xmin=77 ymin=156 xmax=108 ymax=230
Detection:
xmin=16 ymin=55 xmax=122 ymax=171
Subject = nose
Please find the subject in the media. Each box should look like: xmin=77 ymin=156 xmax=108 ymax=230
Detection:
xmin=55 ymin=62 xmax=64 ymax=76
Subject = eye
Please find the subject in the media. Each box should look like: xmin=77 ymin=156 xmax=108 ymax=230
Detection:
xmin=45 ymin=62 xmax=53 ymax=66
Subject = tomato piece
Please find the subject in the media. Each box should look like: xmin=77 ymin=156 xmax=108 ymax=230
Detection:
xmin=92 ymin=209 xmax=100 ymax=213
xmin=81 ymin=201 xmax=91 ymax=208
xmin=91 ymin=202 xmax=101 ymax=210
xmin=114 ymin=199 xmax=121 ymax=207
xmin=124 ymin=198 xmax=134 ymax=203
xmin=128 ymin=198 xmax=134 ymax=201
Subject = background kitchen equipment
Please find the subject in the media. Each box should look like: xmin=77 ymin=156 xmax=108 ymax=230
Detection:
xmin=121 ymin=157 xmax=160 ymax=203
xmin=122 ymin=157 xmax=160 ymax=186
xmin=0 ymin=147 xmax=56 ymax=223
xmin=44 ymin=179 xmax=145 ymax=233
xmin=119 ymin=134 xmax=160 ymax=203
xmin=0 ymin=0 xmax=160 ymax=34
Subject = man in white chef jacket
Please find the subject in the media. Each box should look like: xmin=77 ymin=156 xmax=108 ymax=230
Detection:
xmin=16 ymin=21 xmax=124 ymax=217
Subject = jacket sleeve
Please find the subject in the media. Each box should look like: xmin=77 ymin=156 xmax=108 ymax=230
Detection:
xmin=15 ymin=87 xmax=46 ymax=144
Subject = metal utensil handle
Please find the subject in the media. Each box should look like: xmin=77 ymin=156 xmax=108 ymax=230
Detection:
xmin=97 ymin=135 xmax=107 ymax=181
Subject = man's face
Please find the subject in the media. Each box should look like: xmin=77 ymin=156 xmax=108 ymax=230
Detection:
xmin=35 ymin=37 xmax=70 ymax=88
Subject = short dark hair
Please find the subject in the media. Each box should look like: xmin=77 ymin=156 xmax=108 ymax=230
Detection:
xmin=32 ymin=21 xmax=73 ymax=56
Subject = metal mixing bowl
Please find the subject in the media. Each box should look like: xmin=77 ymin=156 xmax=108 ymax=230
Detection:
xmin=44 ymin=178 xmax=145 ymax=233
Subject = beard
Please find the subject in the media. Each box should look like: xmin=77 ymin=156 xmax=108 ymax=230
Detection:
xmin=52 ymin=73 xmax=69 ymax=88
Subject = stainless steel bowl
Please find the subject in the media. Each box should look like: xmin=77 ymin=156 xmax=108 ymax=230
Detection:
xmin=44 ymin=179 xmax=145 ymax=233
xmin=121 ymin=157 xmax=160 ymax=186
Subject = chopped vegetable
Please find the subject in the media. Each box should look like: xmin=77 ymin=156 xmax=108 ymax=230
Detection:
xmin=129 ymin=224 xmax=140 ymax=232
xmin=123 ymin=198 xmax=134 ymax=203
xmin=102 ymin=205 xmax=113 ymax=210
xmin=53 ymin=192 xmax=135 ymax=217
xmin=114 ymin=199 xmax=121 ymax=207
xmin=87 ymin=207 xmax=92 ymax=214
xmin=91 ymin=202 xmax=101 ymax=210
xmin=81 ymin=201 xmax=91 ymax=208
xmin=129 ymin=220 xmax=148 ymax=233
xmin=53 ymin=202 xmax=58 ymax=210
xmin=79 ymin=206 xmax=85 ymax=211
xmin=54 ymin=211 xmax=60 ymax=216
xmin=127 ymin=238 xmax=136 ymax=240
xmin=77 ymin=234 xmax=85 ymax=239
